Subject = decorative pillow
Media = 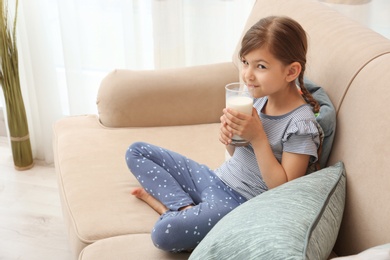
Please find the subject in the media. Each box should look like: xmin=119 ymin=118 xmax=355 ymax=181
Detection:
xmin=304 ymin=78 xmax=337 ymax=169
xmin=190 ymin=162 xmax=346 ymax=260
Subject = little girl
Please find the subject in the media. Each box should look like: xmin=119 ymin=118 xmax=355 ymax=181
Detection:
xmin=125 ymin=16 xmax=321 ymax=252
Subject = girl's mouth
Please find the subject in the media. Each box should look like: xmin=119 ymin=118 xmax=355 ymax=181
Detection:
xmin=246 ymin=84 xmax=257 ymax=97
xmin=247 ymin=84 xmax=258 ymax=89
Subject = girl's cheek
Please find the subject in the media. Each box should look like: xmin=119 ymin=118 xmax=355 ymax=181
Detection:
xmin=240 ymin=71 xmax=246 ymax=82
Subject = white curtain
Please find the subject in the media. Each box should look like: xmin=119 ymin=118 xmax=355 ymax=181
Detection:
xmin=12 ymin=0 xmax=255 ymax=164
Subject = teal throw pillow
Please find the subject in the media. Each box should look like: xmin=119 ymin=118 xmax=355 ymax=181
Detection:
xmin=190 ymin=162 xmax=346 ymax=260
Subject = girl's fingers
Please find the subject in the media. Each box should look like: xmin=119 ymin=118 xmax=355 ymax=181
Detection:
xmin=220 ymin=123 xmax=232 ymax=145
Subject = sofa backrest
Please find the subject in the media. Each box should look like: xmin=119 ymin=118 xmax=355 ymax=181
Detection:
xmin=233 ymin=0 xmax=390 ymax=256
xmin=328 ymin=53 xmax=390 ymax=255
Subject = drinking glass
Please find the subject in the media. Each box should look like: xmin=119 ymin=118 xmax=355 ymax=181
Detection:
xmin=225 ymin=82 xmax=253 ymax=146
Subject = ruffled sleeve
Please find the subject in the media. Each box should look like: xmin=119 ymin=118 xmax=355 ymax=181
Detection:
xmin=282 ymin=119 xmax=321 ymax=164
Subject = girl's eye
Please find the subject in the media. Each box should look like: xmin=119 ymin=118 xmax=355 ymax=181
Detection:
xmin=257 ymin=64 xmax=266 ymax=69
xmin=241 ymin=59 xmax=249 ymax=66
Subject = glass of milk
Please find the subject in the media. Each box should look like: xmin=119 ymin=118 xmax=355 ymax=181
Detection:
xmin=225 ymin=82 xmax=254 ymax=146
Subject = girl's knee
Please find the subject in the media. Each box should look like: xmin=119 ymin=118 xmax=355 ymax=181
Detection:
xmin=151 ymin=223 xmax=179 ymax=252
xmin=128 ymin=141 xmax=148 ymax=154
xmin=125 ymin=142 xmax=148 ymax=171
xmin=151 ymin=215 xmax=192 ymax=252
xmin=151 ymin=210 xmax=209 ymax=252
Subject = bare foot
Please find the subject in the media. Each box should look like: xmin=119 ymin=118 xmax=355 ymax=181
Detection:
xmin=131 ymin=187 xmax=168 ymax=215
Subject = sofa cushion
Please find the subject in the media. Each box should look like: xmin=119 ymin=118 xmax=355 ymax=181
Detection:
xmin=190 ymin=162 xmax=346 ymax=260
xmin=53 ymin=115 xmax=226 ymax=256
xmin=331 ymin=243 xmax=390 ymax=260
xmin=79 ymin=234 xmax=190 ymax=260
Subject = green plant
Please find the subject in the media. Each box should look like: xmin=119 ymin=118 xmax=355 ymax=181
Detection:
xmin=0 ymin=0 xmax=33 ymax=170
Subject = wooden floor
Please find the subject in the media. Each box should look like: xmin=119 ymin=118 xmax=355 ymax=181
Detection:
xmin=0 ymin=137 xmax=73 ymax=260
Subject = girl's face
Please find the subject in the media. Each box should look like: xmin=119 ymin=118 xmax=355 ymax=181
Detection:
xmin=241 ymin=47 xmax=292 ymax=99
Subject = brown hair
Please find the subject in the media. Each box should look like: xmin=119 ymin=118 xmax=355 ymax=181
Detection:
xmin=239 ymin=16 xmax=320 ymax=113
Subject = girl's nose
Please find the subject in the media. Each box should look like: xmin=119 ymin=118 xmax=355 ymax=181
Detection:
xmin=243 ymin=67 xmax=255 ymax=81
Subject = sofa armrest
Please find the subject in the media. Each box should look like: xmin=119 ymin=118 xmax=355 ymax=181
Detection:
xmin=97 ymin=62 xmax=239 ymax=127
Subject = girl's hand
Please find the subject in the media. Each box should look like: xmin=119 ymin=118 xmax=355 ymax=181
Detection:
xmin=219 ymin=113 xmax=233 ymax=145
xmin=223 ymin=107 xmax=265 ymax=143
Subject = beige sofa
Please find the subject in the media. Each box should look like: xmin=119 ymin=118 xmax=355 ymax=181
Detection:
xmin=53 ymin=0 xmax=390 ymax=259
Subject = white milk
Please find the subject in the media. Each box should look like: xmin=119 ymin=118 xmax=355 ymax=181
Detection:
xmin=226 ymin=96 xmax=253 ymax=141
xmin=226 ymin=96 xmax=253 ymax=115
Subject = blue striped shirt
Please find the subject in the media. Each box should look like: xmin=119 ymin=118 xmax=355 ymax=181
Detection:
xmin=215 ymin=97 xmax=320 ymax=200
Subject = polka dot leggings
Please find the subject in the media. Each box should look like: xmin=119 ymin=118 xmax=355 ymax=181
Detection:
xmin=125 ymin=142 xmax=247 ymax=252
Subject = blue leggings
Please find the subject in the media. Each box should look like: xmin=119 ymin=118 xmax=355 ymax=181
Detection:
xmin=125 ymin=142 xmax=246 ymax=252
